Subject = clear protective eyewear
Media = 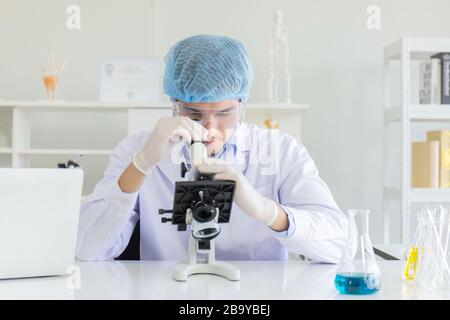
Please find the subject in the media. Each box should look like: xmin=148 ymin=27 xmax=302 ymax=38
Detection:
xmin=172 ymin=100 xmax=245 ymax=128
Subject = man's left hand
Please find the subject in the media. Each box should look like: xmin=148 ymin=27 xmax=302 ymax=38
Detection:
xmin=195 ymin=158 xmax=279 ymax=226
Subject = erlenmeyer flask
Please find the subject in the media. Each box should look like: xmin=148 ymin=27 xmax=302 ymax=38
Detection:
xmin=334 ymin=209 xmax=382 ymax=295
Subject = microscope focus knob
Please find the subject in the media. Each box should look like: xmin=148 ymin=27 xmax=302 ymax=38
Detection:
xmin=161 ymin=217 xmax=172 ymax=223
xmin=181 ymin=162 xmax=188 ymax=178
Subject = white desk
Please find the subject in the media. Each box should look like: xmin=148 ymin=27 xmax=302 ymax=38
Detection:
xmin=0 ymin=260 xmax=449 ymax=300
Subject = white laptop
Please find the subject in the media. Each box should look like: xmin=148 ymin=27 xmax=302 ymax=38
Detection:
xmin=0 ymin=168 xmax=83 ymax=279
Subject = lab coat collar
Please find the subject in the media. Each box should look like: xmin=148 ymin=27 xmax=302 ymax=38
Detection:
xmin=210 ymin=122 xmax=250 ymax=157
xmin=218 ymin=123 xmax=250 ymax=174
xmin=234 ymin=122 xmax=251 ymax=153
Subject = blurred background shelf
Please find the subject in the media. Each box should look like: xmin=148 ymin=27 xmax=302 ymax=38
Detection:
xmin=385 ymin=105 xmax=450 ymax=122
xmin=0 ymin=100 xmax=308 ymax=111
xmin=384 ymin=37 xmax=450 ymax=60
xmin=383 ymin=36 xmax=450 ymax=246
xmin=384 ymin=187 xmax=450 ymax=203
xmin=15 ymin=148 xmax=113 ymax=156
xmin=0 ymin=148 xmax=12 ymax=154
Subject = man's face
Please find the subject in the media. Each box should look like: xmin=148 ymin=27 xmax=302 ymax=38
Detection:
xmin=175 ymin=99 xmax=242 ymax=156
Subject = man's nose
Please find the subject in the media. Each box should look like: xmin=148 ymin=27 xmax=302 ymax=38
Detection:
xmin=202 ymin=113 xmax=218 ymax=129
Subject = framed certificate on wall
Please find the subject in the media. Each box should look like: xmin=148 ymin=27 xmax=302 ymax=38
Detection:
xmin=99 ymin=57 xmax=160 ymax=102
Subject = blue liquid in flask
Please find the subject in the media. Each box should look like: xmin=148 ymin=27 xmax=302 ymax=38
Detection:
xmin=334 ymin=273 xmax=381 ymax=295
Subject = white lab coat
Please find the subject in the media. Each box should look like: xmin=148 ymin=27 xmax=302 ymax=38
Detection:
xmin=76 ymin=123 xmax=349 ymax=263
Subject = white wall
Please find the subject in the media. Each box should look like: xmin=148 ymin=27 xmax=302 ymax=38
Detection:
xmin=1 ymin=0 xmax=450 ymax=243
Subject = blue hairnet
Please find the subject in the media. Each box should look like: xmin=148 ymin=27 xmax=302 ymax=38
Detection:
xmin=163 ymin=34 xmax=253 ymax=103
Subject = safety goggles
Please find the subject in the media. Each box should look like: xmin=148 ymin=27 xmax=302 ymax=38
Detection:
xmin=172 ymin=100 xmax=245 ymax=128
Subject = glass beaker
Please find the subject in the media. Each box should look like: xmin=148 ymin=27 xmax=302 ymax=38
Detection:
xmin=334 ymin=209 xmax=382 ymax=295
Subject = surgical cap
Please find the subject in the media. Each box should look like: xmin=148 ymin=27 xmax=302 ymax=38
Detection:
xmin=163 ymin=34 xmax=253 ymax=103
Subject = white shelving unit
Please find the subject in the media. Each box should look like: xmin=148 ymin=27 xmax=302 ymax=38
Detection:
xmin=0 ymin=100 xmax=308 ymax=193
xmin=383 ymin=37 xmax=450 ymax=245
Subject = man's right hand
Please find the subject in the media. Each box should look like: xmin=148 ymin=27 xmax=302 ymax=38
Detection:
xmin=133 ymin=116 xmax=206 ymax=174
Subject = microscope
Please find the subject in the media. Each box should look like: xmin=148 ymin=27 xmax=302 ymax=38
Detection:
xmin=159 ymin=141 xmax=240 ymax=281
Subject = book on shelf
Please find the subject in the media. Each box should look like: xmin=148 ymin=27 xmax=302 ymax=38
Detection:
xmin=419 ymin=58 xmax=441 ymax=104
xmin=427 ymin=130 xmax=450 ymax=188
xmin=431 ymin=53 xmax=450 ymax=104
xmin=412 ymin=141 xmax=440 ymax=188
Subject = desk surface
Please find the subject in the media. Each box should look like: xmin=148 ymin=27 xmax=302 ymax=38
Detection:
xmin=0 ymin=260 xmax=449 ymax=300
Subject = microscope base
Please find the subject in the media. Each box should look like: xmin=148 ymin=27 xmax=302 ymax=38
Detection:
xmin=173 ymin=261 xmax=240 ymax=282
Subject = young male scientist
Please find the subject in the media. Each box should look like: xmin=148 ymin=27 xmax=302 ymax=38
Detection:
xmin=76 ymin=34 xmax=349 ymax=263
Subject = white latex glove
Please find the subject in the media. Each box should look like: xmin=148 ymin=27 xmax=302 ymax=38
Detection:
xmin=134 ymin=116 xmax=207 ymax=175
xmin=196 ymin=158 xmax=278 ymax=226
